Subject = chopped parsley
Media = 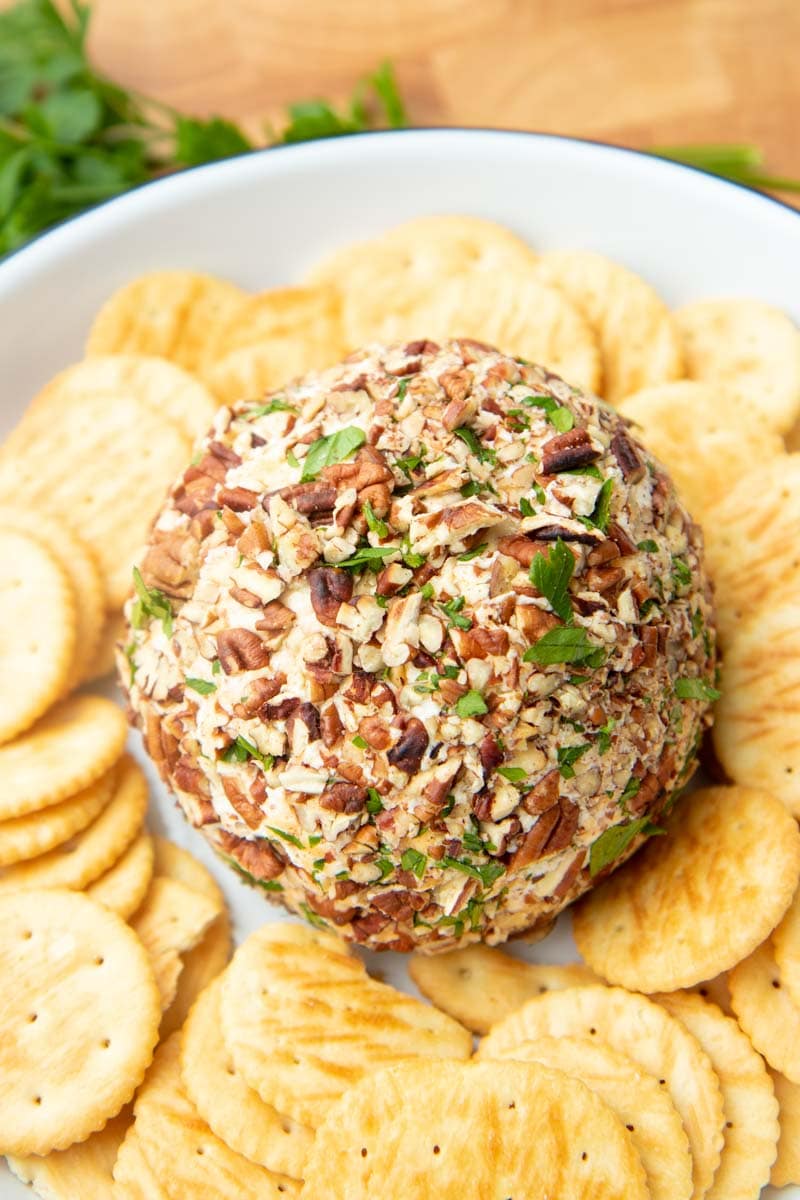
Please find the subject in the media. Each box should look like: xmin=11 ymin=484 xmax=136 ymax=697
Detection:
xmin=579 ymin=477 xmax=613 ymax=533
xmin=395 ymin=445 xmax=427 ymax=478
xmin=674 ymin=677 xmax=721 ymax=702
xmin=523 ymin=626 xmax=607 ymax=669
xmin=267 ymin=825 xmax=304 ymax=850
xmin=395 ymin=376 xmax=411 ymax=400
xmin=351 ymin=734 xmax=368 ymax=750
xmin=563 ymin=463 xmax=603 ymax=480
xmin=286 ymin=448 xmax=300 ymax=469
xmin=455 ymin=690 xmax=488 ymax=719
xmin=211 ymin=658 xmax=222 ymax=675
xmin=596 ymin=717 xmax=617 ymax=756
xmin=400 ymin=847 xmax=427 ymax=878
xmin=438 ymin=596 xmax=472 ymax=630
xmin=300 ymin=902 xmax=329 ymax=930
xmin=185 ymin=677 xmax=216 ymax=695
xmin=441 ymin=856 xmax=506 ymax=889
xmin=441 ymin=793 xmax=457 ymax=818
xmin=123 ymin=642 xmax=136 ymax=685
xmin=519 ymin=496 xmax=535 ymax=517
xmin=366 ymin=788 xmax=383 ymax=815
xmin=223 ymin=736 xmax=273 ymax=769
xmin=453 ymin=425 xmax=496 ymax=464
xmin=300 ymin=425 xmax=366 ymax=482
xmin=401 ymin=536 xmax=426 ymax=569
xmin=691 ymin=609 xmax=704 ymax=638
xmin=337 ymin=545 xmax=398 ymax=571
xmin=460 ymin=479 xmax=482 ymax=498
xmin=243 ymin=397 xmax=297 ymax=419
xmin=589 ymin=818 xmax=664 ymax=876
xmin=497 ymin=766 xmax=527 ymax=783
xmin=363 ymin=500 xmax=389 ymax=539
xmin=375 ymin=858 xmax=394 ymax=881
xmin=557 ymin=743 xmax=591 ymax=779
xmin=672 ymin=557 xmax=692 ymax=588
xmin=458 ymin=542 xmax=488 ymax=562
xmin=228 ymin=861 xmax=284 ymax=892
xmin=530 ymin=539 xmax=574 ymax=623
xmin=420 ymin=582 xmax=435 ymax=601
xmin=521 ymin=394 xmax=574 ymax=432
xmin=131 ymin=567 xmax=173 ymax=636
xmin=619 ymin=776 xmax=641 ymax=810
xmin=637 ymin=539 xmax=659 ymax=553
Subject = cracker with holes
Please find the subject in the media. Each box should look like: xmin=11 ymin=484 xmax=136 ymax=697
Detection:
xmin=774 ymin=885 xmax=800 ymax=1008
xmin=618 ymin=381 xmax=783 ymax=519
xmin=479 ymin=984 xmax=725 ymax=1200
xmin=181 ymin=975 xmax=313 ymax=1177
xmin=713 ymin=598 xmax=800 ymax=816
xmin=479 ymin=1034 xmax=691 ymax=1200
xmin=221 ymin=923 xmax=471 ymax=1127
xmin=0 ymin=528 xmax=75 ymax=744
xmin=655 ymin=991 xmax=779 ymax=1200
xmin=85 ymin=611 xmax=127 ymax=683
xmin=771 ymin=1069 xmax=800 ymax=1188
xmin=130 ymin=876 xmax=220 ymax=1009
xmin=675 ymin=297 xmax=800 ymax=433
xmin=572 ymin=786 xmax=800 ymax=991
xmin=7 ymin=1106 xmax=132 ymax=1200
xmin=205 ymin=285 xmax=347 ymax=404
xmin=702 ymin=454 xmax=800 ymax=645
xmin=302 ymin=1058 xmax=649 ymax=1200
xmin=0 ymin=770 xmax=115 ymax=868
xmin=86 ymin=270 xmax=246 ymax=374
xmin=730 ymin=939 xmax=800 ymax=1083
xmin=0 ymin=756 xmax=147 ymax=894
xmin=0 ymin=889 xmax=159 ymax=1156
xmin=113 ymin=1035 xmax=300 ymax=1199
xmin=535 ymin=248 xmax=683 ymax=403
xmin=0 ymin=375 xmax=191 ymax=608
xmin=409 ymin=943 xmax=598 ymax=1034
xmin=161 ymin=909 xmax=232 ymax=1039
xmin=87 ymin=831 xmax=155 ymax=919
xmin=0 ymin=694 xmax=127 ymax=821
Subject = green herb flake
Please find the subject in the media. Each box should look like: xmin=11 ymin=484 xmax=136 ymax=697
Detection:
xmin=438 ymin=596 xmax=472 ymax=631
xmin=185 ymin=677 xmax=216 ymax=695
xmin=453 ymin=425 xmax=495 ymax=464
xmin=123 ymin=642 xmax=137 ymax=685
xmin=211 ymin=658 xmax=222 ymax=675
xmin=351 ymin=734 xmax=368 ymax=750
xmin=619 ymin=777 xmax=641 ymax=810
xmin=581 ymin=478 xmax=613 ymax=533
xmin=300 ymin=902 xmax=329 ymax=930
xmin=519 ymin=497 xmax=535 ymax=517
xmin=395 ymin=448 xmax=426 ymax=478
xmin=637 ymin=539 xmax=659 ymax=553
xmin=286 ymin=448 xmax=300 ymax=469
xmin=337 ymin=545 xmax=398 ymax=571
xmin=400 ymin=847 xmax=427 ymax=879
xmin=596 ymin=717 xmax=617 ymax=756
xmin=243 ymin=397 xmax=297 ymax=419
xmin=395 ymin=376 xmax=411 ymax=400
xmin=497 ymin=766 xmax=527 ymax=783
xmin=691 ymin=609 xmax=704 ymax=638
xmin=529 ymin=539 xmax=575 ymax=623
xmin=300 ymin=425 xmax=366 ymax=482
xmin=521 ymin=394 xmax=574 ymax=432
xmin=454 ymin=690 xmax=488 ymax=719
xmin=366 ymin=788 xmax=383 ymax=815
xmin=557 ymin=743 xmax=591 ymax=779
xmin=222 ymin=735 xmax=273 ymax=768
xmin=590 ymin=818 xmax=664 ymax=877
xmin=523 ymin=626 xmax=607 ymax=669
xmin=375 ymin=857 xmax=394 ymax=881
xmin=672 ymin=557 xmax=692 ymax=588
xmin=458 ymin=542 xmax=488 ymax=562
xmin=674 ymin=677 xmax=721 ymax=702
xmin=460 ymin=480 xmax=482 ymax=498
xmin=440 ymin=794 xmax=456 ymax=818
xmin=131 ymin=567 xmax=173 ymax=636
xmin=267 ymin=825 xmax=304 ymax=850
xmin=563 ymin=464 xmax=603 ymax=480
xmin=308 ymin=835 xmax=323 ymax=847
xmin=420 ymin=582 xmax=434 ymax=601
xmin=363 ymin=500 xmax=388 ymax=539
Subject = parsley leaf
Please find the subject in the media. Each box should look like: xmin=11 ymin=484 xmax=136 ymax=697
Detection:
xmin=458 ymin=542 xmax=487 ymax=562
xmin=300 ymin=426 xmax=365 ymax=481
xmin=672 ymin=557 xmax=692 ymax=588
xmin=590 ymin=818 xmax=664 ymax=876
xmin=637 ymin=539 xmax=659 ymax=553
xmin=453 ymin=425 xmax=495 ymax=464
xmin=337 ymin=545 xmax=397 ymax=571
xmin=363 ymin=500 xmax=388 ymax=539
xmin=455 ymin=690 xmax=488 ymax=719
xmin=522 ymin=394 xmax=574 ymax=431
xmin=351 ymin=734 xmax=368 ymax=750
xmin=674 ymin=677 xmax=721 ymax=701
xmin=400 ymin=847 xmax=427 ymax=878
xmin=530 ymin=539 xmax=574 ymax=622
xmin=366 ymin=788 xmax=383 ymax=815
xmin=185 ymin=677 xmax=216 ymax=695
xmin=557 ymin=743 xmax=591 ymax=779
xmin=242 ymin=397 xmax=297 ymax=420
xmin=523 ymin=626 xmax=607 ymax=668
xmin=438 ymin=596 xmax=472 ymax=630
xmin=596 ymin=717 xmax=616 ymax=755
xmin=223 ymin=735 xmax=273 ymax=769
xmin=497 ymin=766 xmax=527 ymax=783
xmin=519 ymin=496 xmax=536 ymax=517
xmin=131 ymin=567 xmax=173 ymax=636
xmin=579 ymin=478 xmax=613 ymax=533
xmin=268 ymin=825 xmax=304 ymax=850
xmin=441 ymin=855 xmax=505 ymax=889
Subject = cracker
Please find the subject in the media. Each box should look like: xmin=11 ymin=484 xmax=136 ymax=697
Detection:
xmin=712 ymin=597 xmax=800 ymax=816
xmin=0 ymin=755 xmax=147 ymax=893
xmin=221 ymin=922 xmax=472 ymax=1127
xmin=702 ymin=454 xmax=800 ymax=645
xmin=85 ymin=270 xmax=247 ymax=375
xmin=618 ymin=382 xmax=783 ymax=519
xmin=572 ymin=785 xmax=800 ymax=991
xmin=535 ymin=248 xmax=683 ymax=403
xmin=0 ymin=378 xmax=191 ymax=608
xmin=181 ymin=974 xmax=313 ymax=1177
xmin=87 ymin=831 xmax=155 ymax=919
xmin=0 ymin=505 xmax=105 ymax=689
xmin=0 ymin=694 xmax=127 ymax=820
xmin=130 ymin=875 xmax=220 ymax=1009
xmin=7 ymin=1106 xmax=132 ymax=1200
xmin=0 ymin=529 xmax=75 ymax=744
xmin=770 ymin=1068 xmax=800 ymax=1188
xmin=774 ymin=885 xmax=800 ymax=1008
xmin=205 ymin=285 xmax=346 ymax=404
xmin=160 ymin=909 xmax=232 ymax=1039
xmin=84 ymin=611 xmax=127 ymax=682
xmin=25 ymin=354 xmax=219 ymax=445
xmin=482 ymin=1033 xmax=691 ymax=1200
xmin=114 ymin=1035 xmax=301 ymax=1199
xmin=655 ymin=991 xmax=779 ymax=1200
xmin=151 ymin=834 xmax=224 ymax=906
xmin=409 ymin=943 xmax=598 ymax=1034
xmin=0 ymin=888 xmax=160 ymax=1155
xmin=675 ymin=297 xmax=800 ymax=433
xmin=687 ymin=974 xmax=734 ymax=1016
xmin=302 ymin=1058 xmax=648 ymax=1200
xmin=479 ymin=984 xmax=725 ymax=1200
xmin=730 ymin=939 xmax=800 ymax=1083
xmin=0 ymin=770 xmax=115 ymax=868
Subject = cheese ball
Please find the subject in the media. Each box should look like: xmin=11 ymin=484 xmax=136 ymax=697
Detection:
xmin=121 ymin=338 xmax=716 ymax=953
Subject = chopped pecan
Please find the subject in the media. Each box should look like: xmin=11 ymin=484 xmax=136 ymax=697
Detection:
xmin=234 ymin=674 xmax=285 ymax=719
xmin=345 ymin=669 xmax=373 ymax=704
xmin=404 ymin=339 xmax=441 ymax=357
xmin=541 ymin=428 xmax=599 ymax=475
xmin=543 ymin=796 xmax=579 ymax=854
xmin=552 ymin=850 xmax=587 ymax=899
xmin=320 ymin=704 xmax=343 ymax=747
xmin=611 ymin=429 xmax=646 ymax=482
xmin=507 ymin=807 xmax=560 ymax=870
xmin=256 ymin=601 xmax=296 ymax=633
xmin=319 ymin=782 xmax=367 ymax=814
xmin=640 ymin=625 xmax=659 ymax=668
xmin=335 ymin=878 xmax=361 ymax=899
xmin=221 ymin=775 xmax=263 ymax=830
xmin=216 ymin=628 xmax=270 ymax=673
xmin=278 ymin=481 xmax=337 ymax=517
xmin=209 ymin=441 xmax=242 ymax=468
xmin=450 ymin=626 xmax=509 ymax=659
xmin=320 ymin=446 xmax=394 ymax=492
xmin=387 ymin=717 xmax=429 ymax=775
xmin=220 ymin=508 xmax=244 ymax=536
xmin=471 ymin=789 xmax=494 ymax=822
xmin=350 ymin=911 xmax=391 ymax=940
xmin=286 ymin=701 xmax=321 ymax=743
xmin=478 ymin=733 xmax=503 ymax=774
xmin=584 ymin=565 xmax=625 ymax=594
xmin=173 ymin=756 xmax=211 ymax=799
xmin=218 ymin=486 xmax=258 ymax=511
xmin=376 ymin=563 xmax=413 ymax=597
xmin=264 ymin=697 xmax=301 ymax=721
xmin=587 ymin=540 xmax=620 ymax=567
xmin=140 ymin=530 xmax=198 ymax=599
xmin=213 ymin=829 xmax=283 ymax=881
xmin=522 ymin=769 xmax=560 ymax=815
xmin=515 ymin=604 xmax=560 ymax=641
xmin=609 ymin=521 xmax=637 ymax=557
xmin=308 ymin=567 xmax=353 ymax=626
xmin=231 ymin=586 xmax=262 ymax=608
xmin=530 ymin=523 xmax=600 ymax=545
xmin=437 ymin=678 xmax=468 ymax=705
xmin=358 ymin=715 xmax=391 ymax=750
xmin=372 ymin=889 xmax=426 ymax=921
xmin=237 ymin=520 xmax=269 ymax=558
xmin=304 ymin=893 xmax=357 ymax=927
xmin=498 ymin=535 xmax=542 ymax=567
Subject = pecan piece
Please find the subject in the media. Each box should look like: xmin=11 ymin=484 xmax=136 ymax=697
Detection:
xmin=238 ymin=520 xmax=269 ymax=559
xmin=320 ymin=704 xmax=343 ymax=747
xmin=279 ymin=481 xmax=337 ymax=517
xmin=358 ymin=715 xmax=392 ymax=750
xmin=541 ymin=428 xmax=599 ymax=475
xmin=319 ymin=782 xmax=367 ymax=814
xmin=611 ymin=429 xmax=646 ymax=482
xmin=450 ymin=626 xmax=509 ymax=659
xmin=213 ymin=829 xmax=283 ymax=881
xmin=308 ymin=567 xmax=353 ymax=626
xmin=233 ymin=674 xmax=285 ymax=719
xmin=217 ymin=628 xmax=271 ymax=673
xmin=387 ymin=717 xmax=429 ymax=775
xmin=542 ymin=796 xmax=579 ymax=854
xmin=478 ymin=733 xmax=503 ymax=774
xmin=515 ymin=604 xmax=560 ymax=641
xmin=218 ymin=485 xmax=258 ymax=511
xmin=286 ymin=701 xmax=321 ymax=743
xmin=507 ymin=807 xmax=560 ymax=870
xmin=522 ymin=769 xmax=560 ymax=815
xmin=304 ymin=894 xmax=357 ymax=927
xmin=140 ymin=530 xmax=198 ymax=599
xmin=222 ymin=775 xmax=263 ymax=830
xmin=351 ymin=911 xmax=391 ymax=941
xmin=372 ymin=889 xmax=426 ymax=921
xmin=498 ymin=535 xmax=543 ymax=568
xmin=256 ymin=601 xmax=296 ymax=634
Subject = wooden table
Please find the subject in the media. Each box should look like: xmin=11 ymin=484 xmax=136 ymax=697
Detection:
xmin=87 ymin=0 xmax=799 ymax=205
